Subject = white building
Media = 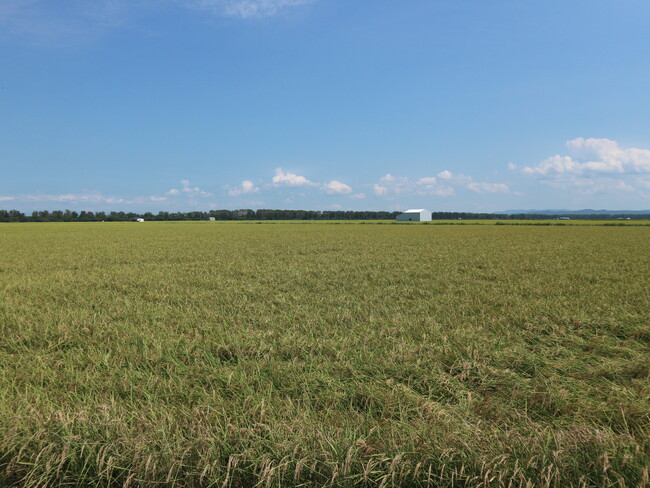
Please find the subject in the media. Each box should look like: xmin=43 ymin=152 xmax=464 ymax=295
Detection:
xmin=135 ymin=218 xmax=145 ymax=222
xmin=396 ymin=209 xmax=432 ymax=222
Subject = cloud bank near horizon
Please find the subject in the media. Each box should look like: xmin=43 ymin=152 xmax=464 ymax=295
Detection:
xmin=3 ymin=138 xmax=650 ymax=212
xmin=515 ymin=138 xmax=650 ymax=198
xmin=0 ymin=166 xmax=516 ymax=212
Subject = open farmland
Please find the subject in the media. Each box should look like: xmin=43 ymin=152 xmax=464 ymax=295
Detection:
xmin=1 ymin=222 xmax=649 ymax=487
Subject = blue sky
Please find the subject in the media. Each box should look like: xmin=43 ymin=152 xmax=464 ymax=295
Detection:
xmin=2 ymin=0 xmax=650 ymax=212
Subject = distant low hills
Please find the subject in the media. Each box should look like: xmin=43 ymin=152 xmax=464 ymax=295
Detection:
xmin=498 ymin=209 xmax=650 ymax=216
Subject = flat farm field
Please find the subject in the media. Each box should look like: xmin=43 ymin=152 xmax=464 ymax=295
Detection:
xmin=1 ymin=222 xmax=649 ymax=487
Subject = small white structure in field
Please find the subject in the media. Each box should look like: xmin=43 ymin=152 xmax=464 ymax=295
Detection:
xmin=208 ymin=217 xmax=216 ymax=221
xmin=136 ymin=218 xmax=145 ymax=222
xmin=396 ymin=209 xmax=432 ymax=222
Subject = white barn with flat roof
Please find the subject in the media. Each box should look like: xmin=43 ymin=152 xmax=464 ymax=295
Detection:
xmin=396 ymin=209 xmax=432 ymax=222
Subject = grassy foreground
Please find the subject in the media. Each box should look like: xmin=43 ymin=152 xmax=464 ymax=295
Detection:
xmin=1 ymin=222 xmax=649 ymax=487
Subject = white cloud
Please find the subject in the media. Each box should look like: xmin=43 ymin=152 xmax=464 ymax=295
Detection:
xmin=166 ymin=188 xmax=180 ymax=196
xmin=0 ymin=196 xmax=15 ymax=202
xmin=228 ymin=180 xmax=259 ymax=196
xmin=330 ymin=203 xmax=342 ymax=209
xmin=520 ymin=138 xmax=650 ymax=195
xmin=272 ymin=168 xmax=313 ymax=187
xmin=323 ymin=180 xmax=352 ymax=195
xmin=523 ymin=138 xmax=650 ymax=176
xmin=523 ymin=155 xmax=583 ymax=176
xmin=350 ymin=193 xmax=366 ymax=199
xmin=466 ymin=182 xmax=510 ymax=194
xmin=241 ymin=180 xmax=257 ymax=193
xmin=150 ymin=196 xmax=167 ymax=202
xmin=437 ymin=170 xmax=453 ymax=180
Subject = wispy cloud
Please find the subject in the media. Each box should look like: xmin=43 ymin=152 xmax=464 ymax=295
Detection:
xmin=371 ymin=171 xmax=512 ymax=198
xmin=0 ymin=0 xmax=317 ymax=45
xmin=417 ymin=176 xmax=437 ymax=185
xmin=180 ymin=0 xmax=315 ymax=19
xmin=373 ymin=172 xmax=459 ymax=198
xmin=532 ymin=176 xmax=637 ymax=195
xmin=373 ymin=184 xmax=388 ymax=197
xmin=416 ymin=176 xmax=456 ymax=196
xmin=11 ymin=192 xmax=174 ymax=206
xmin=166 ymin=179 xmax=212 ymax=197
xmin=21 ymin=192 xmax=121 ymax=204
xmin=466 ymin=182 xmax=510 ymax=194
xmin=0 ymin=0 xmax=136 ymax=45
xmin=0 ymin=180 xmax=219 ymax=210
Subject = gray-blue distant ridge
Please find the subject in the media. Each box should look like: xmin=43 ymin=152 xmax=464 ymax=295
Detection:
xmin=498 ymin=209 xmax=650 ymax=215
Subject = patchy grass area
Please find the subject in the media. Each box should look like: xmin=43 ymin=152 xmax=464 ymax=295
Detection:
xmin=1 ymin=222 xmax=649 ymax=487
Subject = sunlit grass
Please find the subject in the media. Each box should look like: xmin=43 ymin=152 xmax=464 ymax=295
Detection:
xmin=1 ymin=222 xmax=648 ymax=486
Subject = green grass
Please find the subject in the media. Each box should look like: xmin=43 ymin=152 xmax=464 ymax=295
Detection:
xmin=1 ymin=222 xmax=649 ymax=487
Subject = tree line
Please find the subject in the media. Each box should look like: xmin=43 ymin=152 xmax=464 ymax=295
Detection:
xmin=1 ymin=209 xmax=649 ymax=222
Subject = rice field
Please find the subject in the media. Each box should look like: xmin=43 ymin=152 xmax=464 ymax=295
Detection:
xmin=0 ymin=221 xmax=649 ymax=487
